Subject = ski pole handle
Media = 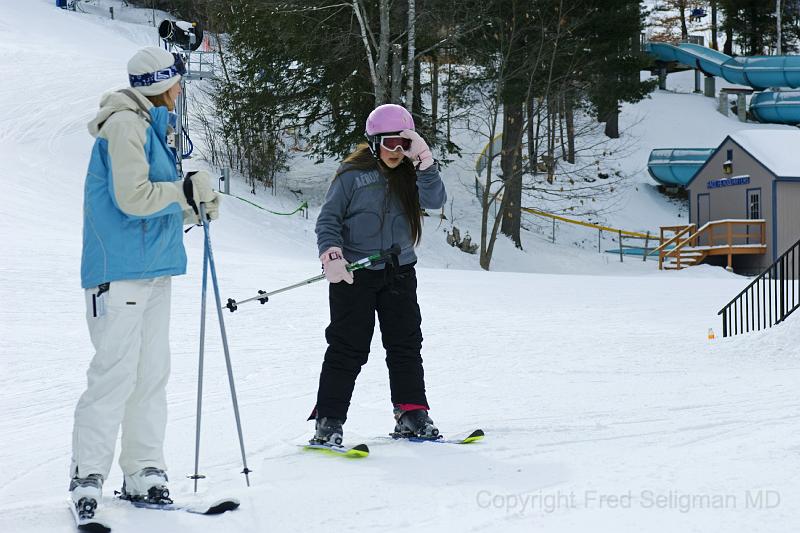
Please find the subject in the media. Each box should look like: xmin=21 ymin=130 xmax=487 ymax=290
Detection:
xmin=346 ymin=244 xmax=401 ymax=271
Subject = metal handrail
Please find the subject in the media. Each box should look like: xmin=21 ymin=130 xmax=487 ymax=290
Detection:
xmin=717 ymin=237 xmax=800 ymax=337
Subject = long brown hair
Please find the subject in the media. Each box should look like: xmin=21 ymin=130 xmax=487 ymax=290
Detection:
xmin=338 ymin=143 xmax=423 ymax=245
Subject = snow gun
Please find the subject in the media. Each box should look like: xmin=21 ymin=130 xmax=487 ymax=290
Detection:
xmin=224 ymin=244 xmax=401 ymax=312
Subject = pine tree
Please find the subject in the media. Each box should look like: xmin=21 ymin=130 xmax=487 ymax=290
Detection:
xmin=579 ymin=0 xmax=653 ymax=138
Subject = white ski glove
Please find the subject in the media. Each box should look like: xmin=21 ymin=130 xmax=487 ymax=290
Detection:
xmin=399 ymin=129 xmax=434 ymax=170
xmin=320 ymin=247 xmax=353 ymax=284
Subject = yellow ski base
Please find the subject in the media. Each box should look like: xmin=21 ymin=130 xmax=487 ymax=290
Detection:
xmin=461 ymin=433 xmax=484 ymax=444
xmin=302 ymin=443 xmax=369 ymax=458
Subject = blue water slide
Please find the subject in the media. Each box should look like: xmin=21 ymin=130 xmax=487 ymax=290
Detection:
xmin=749 ymin=90 xmax=800 ymax=124
xmin=647 ymin=148 xmax=714 ymax=187
xmin=646 ymin=42 xmax=800 ymax=90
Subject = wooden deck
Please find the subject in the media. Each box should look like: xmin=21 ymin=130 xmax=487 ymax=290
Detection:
xmin=653 ymin=220 xmax=767 ymax=270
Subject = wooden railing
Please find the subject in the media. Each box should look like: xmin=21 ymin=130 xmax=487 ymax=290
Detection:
xmin=652 ymin=220 xmax=767 ymax=270
xmin=649 ymin=224 xmax=696 ymax=269
xmin=718 ymin=237 xmax=800 ymax=337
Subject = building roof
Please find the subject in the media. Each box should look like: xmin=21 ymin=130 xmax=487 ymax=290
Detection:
xmin=729 ymin=129 xmax=800 ymax=178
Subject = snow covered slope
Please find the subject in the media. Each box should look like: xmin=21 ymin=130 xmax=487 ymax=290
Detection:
xmin=1 ymin=2 xmax=798 ymax=532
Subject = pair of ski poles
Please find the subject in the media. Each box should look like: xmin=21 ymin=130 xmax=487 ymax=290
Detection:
xmin=190 ymin=203 xmax=251 ymax=492
xmin=190 ymin=203 xmax=399 ymax=490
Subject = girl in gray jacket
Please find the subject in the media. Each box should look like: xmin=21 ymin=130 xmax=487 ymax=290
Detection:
xmin=311 ymin=104 xmax=446 ymax=446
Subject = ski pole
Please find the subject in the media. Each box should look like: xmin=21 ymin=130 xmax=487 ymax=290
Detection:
xmin=188 ymin=216 xmax=210 ymax=493
xmin=196 ymin=203 xmax=252 ymax=486
xmin=225 ymin=244 xmax=401 ymax=312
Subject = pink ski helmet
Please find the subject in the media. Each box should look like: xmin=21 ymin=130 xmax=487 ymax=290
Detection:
xmin=365 ymin=104 xmax=415 ymax=136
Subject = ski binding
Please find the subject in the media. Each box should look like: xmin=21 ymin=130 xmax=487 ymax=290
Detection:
xmin=388 ymin=428 xmax=485 ymax=444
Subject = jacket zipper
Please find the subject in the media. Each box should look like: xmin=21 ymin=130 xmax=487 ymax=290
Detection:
xmin=381 ymin=177 xmax=390 ymax=251
xmin=141 ymin=220 xmax=147 ymax=257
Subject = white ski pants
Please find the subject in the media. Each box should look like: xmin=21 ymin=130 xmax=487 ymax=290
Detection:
xmin=71 ymin=276 xmax=172 ymax=480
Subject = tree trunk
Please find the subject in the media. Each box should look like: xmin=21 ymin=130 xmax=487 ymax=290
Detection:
xmin=603 ymin=104 xmax=620 ymax=139
xmin=391 ymin=43 xmax=402 ymax=103
xmin=547 ymin=96 xmax=556 ymax=182
xmin=405 ymin=0 xmax=416 ymax=108
xmin=565 ymin=90 xmax=575 ymax=164
xmin=678 ymin=0 xmax=688 ymax=41
xmin=479 ymin=198 xmax=505 ymax=271
xmin=747 ymin=6 xmax=759 ymax=55
xmin=500 ymin=101 xmax=524 ymax=248
xmin=412 ymin=58 xmax=422 ymax=119
xmin=711 ymin=0 xmax=718 ymax=50
xmin=526 ymin=97 xmax=535 ymax=173
xmin=375 ymin=0 xmax=390 ymax=104
xmin=558 ymin=93 xmax=566 ymax=161
xmin=724 ymin=24 xmax=733 ymax=55
xmin=431 ymin=55 xmax=439 ymax=134
xmin=533 ymin=99 xmax=541 ymax=174
xmin=446 ymin=61 xmax=452 ymax=143
xmin=776 ymin=0 xmax=782 ymax=55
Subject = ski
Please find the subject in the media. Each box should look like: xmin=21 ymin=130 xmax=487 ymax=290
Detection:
xmin=302 ymin=442 xmax=370 ymax=458
xmin=67 ymin=497 xmax=111 ymax=533
xmin=123 ymin=497 xmax=240 ymax=515
xmin=388 ymin=429 xmax=485 ymax=445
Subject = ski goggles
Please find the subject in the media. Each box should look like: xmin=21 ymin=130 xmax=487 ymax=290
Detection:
xmin=378 ymin=135 xmax=412 ymax=152
xmin=129 ymin=52 xmax=187 ymax=88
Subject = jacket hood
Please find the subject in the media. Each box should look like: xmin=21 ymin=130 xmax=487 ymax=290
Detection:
xmin=87 ymin=90 xmax=153 ymax=138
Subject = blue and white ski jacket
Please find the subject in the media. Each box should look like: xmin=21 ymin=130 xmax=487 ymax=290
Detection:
xmin=81 ymin=89 xmax=193 ymax=289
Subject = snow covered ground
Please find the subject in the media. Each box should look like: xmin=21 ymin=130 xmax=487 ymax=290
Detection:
xmin=1 ymin=1 xmax=799 ymax=532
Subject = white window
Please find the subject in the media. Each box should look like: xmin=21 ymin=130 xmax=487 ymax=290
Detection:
xmin=748 ymin=191 xmax=761 ymax=219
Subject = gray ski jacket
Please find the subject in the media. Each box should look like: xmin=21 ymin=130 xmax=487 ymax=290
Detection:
xmin=315 ymin=163 xmax=447 ymax=268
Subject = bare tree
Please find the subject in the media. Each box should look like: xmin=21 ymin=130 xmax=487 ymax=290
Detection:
xmin=467 ymin=85 xmax=508 ymax=270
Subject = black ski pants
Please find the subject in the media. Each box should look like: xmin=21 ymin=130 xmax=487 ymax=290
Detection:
xmin=314 ymin=263 xmax=428 ymax=421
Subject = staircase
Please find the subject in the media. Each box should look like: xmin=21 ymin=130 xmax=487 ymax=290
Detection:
xmin=664 ymin=249 xmax=706 ymax=270
xmin=653 ymin=220 xmax=767 ymax=271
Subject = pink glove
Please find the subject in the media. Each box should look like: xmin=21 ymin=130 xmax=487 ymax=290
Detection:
xmin=400 ymin=129 xmax=434 ymax=170
xmin=320 ymin=247 xmax=353 ymax=284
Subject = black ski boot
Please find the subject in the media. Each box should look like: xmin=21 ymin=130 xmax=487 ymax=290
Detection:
xmin=311 ymin=417 xmax=344 ymax=446
xmin=393 ymin=408 xmax=440 ymax=439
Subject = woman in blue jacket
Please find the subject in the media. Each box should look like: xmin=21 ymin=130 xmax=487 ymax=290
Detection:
xmin=69 ymin=47 xmax=219 ymax=516
xmin=311 ymin=104 xmax=447 ymax=446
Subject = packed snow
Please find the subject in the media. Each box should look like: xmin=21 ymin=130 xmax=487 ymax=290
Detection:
xmin=1 ymin=1 xmax=798 ymax=532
